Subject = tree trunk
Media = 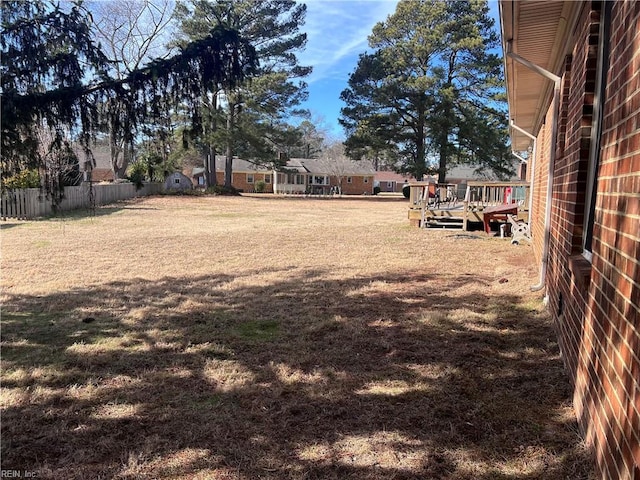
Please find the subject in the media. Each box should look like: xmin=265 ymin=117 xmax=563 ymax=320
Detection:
xmin=437 ymin=99 xmax=452 ymax=184
xmin=205 ymin=93 xmax=217 ymax=187
xmin=118 ymin=140 xmax=130 ymax=179
xmin=415 ymin=113 xmax=426 ymax=181
xmin=438 ymin=143 xmax=447 ymax=184
xmin=206 ymin=145 xmax=217 ymax=187
xmin=224 ymin=102 xmax=235 ymax=188
xmin=110 ymin=130 xmax=125 ymax=180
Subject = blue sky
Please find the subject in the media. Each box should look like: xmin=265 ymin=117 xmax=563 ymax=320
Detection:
xmin=297 ymin=0 xmax=501 ymax=139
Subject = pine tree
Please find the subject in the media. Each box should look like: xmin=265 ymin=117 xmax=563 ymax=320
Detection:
xmin=340 ymin=0 xmax=510 ymax=182
xmin=174 ymin=0 xmax=311 ymax=187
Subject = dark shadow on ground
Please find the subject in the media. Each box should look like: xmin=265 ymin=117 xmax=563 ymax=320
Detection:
xmin=0 ymin=223 xmax=23 ymax=229
xmin=1 ymin=269 xmax=594 ymax=479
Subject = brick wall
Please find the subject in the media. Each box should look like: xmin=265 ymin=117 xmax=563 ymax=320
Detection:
xmin=214 ymin=171 xmax=274 ymax=193
xmin=529 ymin=2 xmax=640 ymax=479
xmin=334 ymin=175 xmax=374 ymax=195
xmin=581 ymin=1 xmax=640 ymax=477
xmin=546 ymin=2 xmax=596 ymax=388
xmin=529 ymin=106 xmax=553 ymax=267
xmin=212 ymin=171 xmax=373 ymax=195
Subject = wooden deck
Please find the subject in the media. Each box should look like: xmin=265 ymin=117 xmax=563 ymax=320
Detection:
xmin=407 ymin=181 xmax=530 ymax=231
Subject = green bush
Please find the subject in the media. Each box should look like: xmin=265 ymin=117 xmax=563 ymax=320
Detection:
xmin=254 ymin=180 xmax=266 ymax=193
xmin=373 ymin=186 xmax=381 ymax=195
xmin=2 ymin=169 xmax=41 ymax=190
xmin=205 ymin=185 xmax=241 ymax=196
xmin=127 ymin=161 xmax=147 ymax=190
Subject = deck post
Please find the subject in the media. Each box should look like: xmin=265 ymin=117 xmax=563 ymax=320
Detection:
xmin=462 ymin=202 xmax=468 ymax=231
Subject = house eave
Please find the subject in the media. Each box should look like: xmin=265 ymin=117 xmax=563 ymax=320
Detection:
xmin=500 ymin=0 xmax=582 ymax=151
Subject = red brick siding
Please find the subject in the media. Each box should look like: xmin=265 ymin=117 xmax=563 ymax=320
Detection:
xmin=212 ymin=171 xmax=373 ymax=195
xmin=547 ymin=4 xmax=597 ymax=384
xmin=334 ymin=175 xmax=374 ymax=195
xmin=528 ymin=1 xmax=640 ymax=479
xmin=530 ymin=108 xmax=553 ymax=267
xmin=584 ymin=2 xmax=640 ymax=477
xmin=214 ymin=171 xmax=274 ymax=193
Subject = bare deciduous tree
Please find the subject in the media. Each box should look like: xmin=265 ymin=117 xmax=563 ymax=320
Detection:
xmin=317 ymin=142 xmax=358 ymax=195
xmin=90 ymin=0 xmax=175 ymax=179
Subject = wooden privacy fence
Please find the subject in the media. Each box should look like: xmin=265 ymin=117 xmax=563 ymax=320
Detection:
xmin=1 ymin=182 xmax=163 ymax=220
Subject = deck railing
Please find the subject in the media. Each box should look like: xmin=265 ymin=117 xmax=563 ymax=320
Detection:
xmin=463 ymin=181 xmax=530 ymax=210
xmin=408 ymin=180 xmax=530 ymax=230
xmin=462 ymin=181 xmax=530 ymax=230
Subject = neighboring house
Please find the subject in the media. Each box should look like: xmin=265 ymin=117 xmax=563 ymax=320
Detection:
xmin=374 ymin=171 xmax=416 ymax=193
xmin=444 ymin=163 xmax=522 ymax=200
xmin=89 ymin=145 xmax=115 ymax=182
xmin=273 ymin=158 xmax=308 ymax=194
xmin=192 ymin=156 xmax=375 ymax=195
xmin=286 ymin=157 xmax=376 ymax=195
xmin=164 ymin=172 xmax=193 ymax=192
xmin=444 ymin=162 xmax=522 ymax=184
xmin=191 ymin=157 xmax=274 ymax=192
xmin=500 ymin=2 xmax=639 ymax=479
xmin=73 ymin=144 xmax=114 ymax=182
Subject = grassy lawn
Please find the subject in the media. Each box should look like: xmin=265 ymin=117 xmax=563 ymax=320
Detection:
xmin=1 ymin=195 xmax=594 ymax=479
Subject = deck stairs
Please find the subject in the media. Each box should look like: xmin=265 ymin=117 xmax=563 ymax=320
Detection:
xmin=423 ymin=215 xmax=463 ymax=229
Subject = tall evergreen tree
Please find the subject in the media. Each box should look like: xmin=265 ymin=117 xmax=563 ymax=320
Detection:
xmin=1 ymin=0 xmax=108 ymax=188
xmin=174 ymin=0 xmax=311 ymax=188
xmin=1 ymin=0 xmax=256 ymax=200
xmin=340 ymin=0 xmax=510 ymax=182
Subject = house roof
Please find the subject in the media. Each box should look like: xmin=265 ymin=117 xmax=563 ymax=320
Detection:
xmin=192 ymin=156 xmax=376 ymax=176
xmin=374 ymin=171 xmax=415 ymax=183
xmin=499 ymin=1 xmax=582 ymax=151
xmin=294 ymin=158 xmax=376 ymax=176
xmin=90 ymin=144 xmax=113 ymax=169
xmin=446 ymin=162 xmax=521 ymax=182
xmin=280 ymin=158 xmax=309 ymax=173
xmin=213 ymin=156 xmax=272 ymax=173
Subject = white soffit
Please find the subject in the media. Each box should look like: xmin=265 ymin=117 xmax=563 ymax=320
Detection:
xmin=500 ymin=0 xmax=582 ymax=151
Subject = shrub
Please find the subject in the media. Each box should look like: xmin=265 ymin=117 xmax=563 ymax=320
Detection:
xmin=255 ymin=180 xmax=266 ymax=193
xmin=127 ymin=161 xmax=147 ymax=190
xmin=373 ymin=186 xmax=381 ymax=195
xmin=205 ymin=185 xmax=241 ymax=196
xmin=2 ymin=169 xmax=41 ymax=190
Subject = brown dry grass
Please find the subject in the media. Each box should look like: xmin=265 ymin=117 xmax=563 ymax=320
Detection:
xmin=1 ymin=194 xmax=595 ymax=479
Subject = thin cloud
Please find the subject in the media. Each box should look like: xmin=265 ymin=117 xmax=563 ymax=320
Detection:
xmin=300 ymin=0 xmax=398 ymax=84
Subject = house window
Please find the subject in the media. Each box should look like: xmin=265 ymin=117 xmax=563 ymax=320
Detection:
xmin=198 ymin=176 xmax=205 ymax=185
xmin=264 ymin=174 xmax=271 ymax=184
xmin=387 ymin=182 xmax=393 ymax=189
xmin=313 ymin=176 xmax=326 ymax=185
xmin=583 ymin=0 xmax=611 ymax=261
xmin=347 ymin=176 xmax=353 ymax=184
xmin=174 ymin=178 xmax=180 ymax=184
xmin=296 ymin=174 xmax=305 ymax=185
xmin=247 ymin=173 xmax=254 ymax=184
